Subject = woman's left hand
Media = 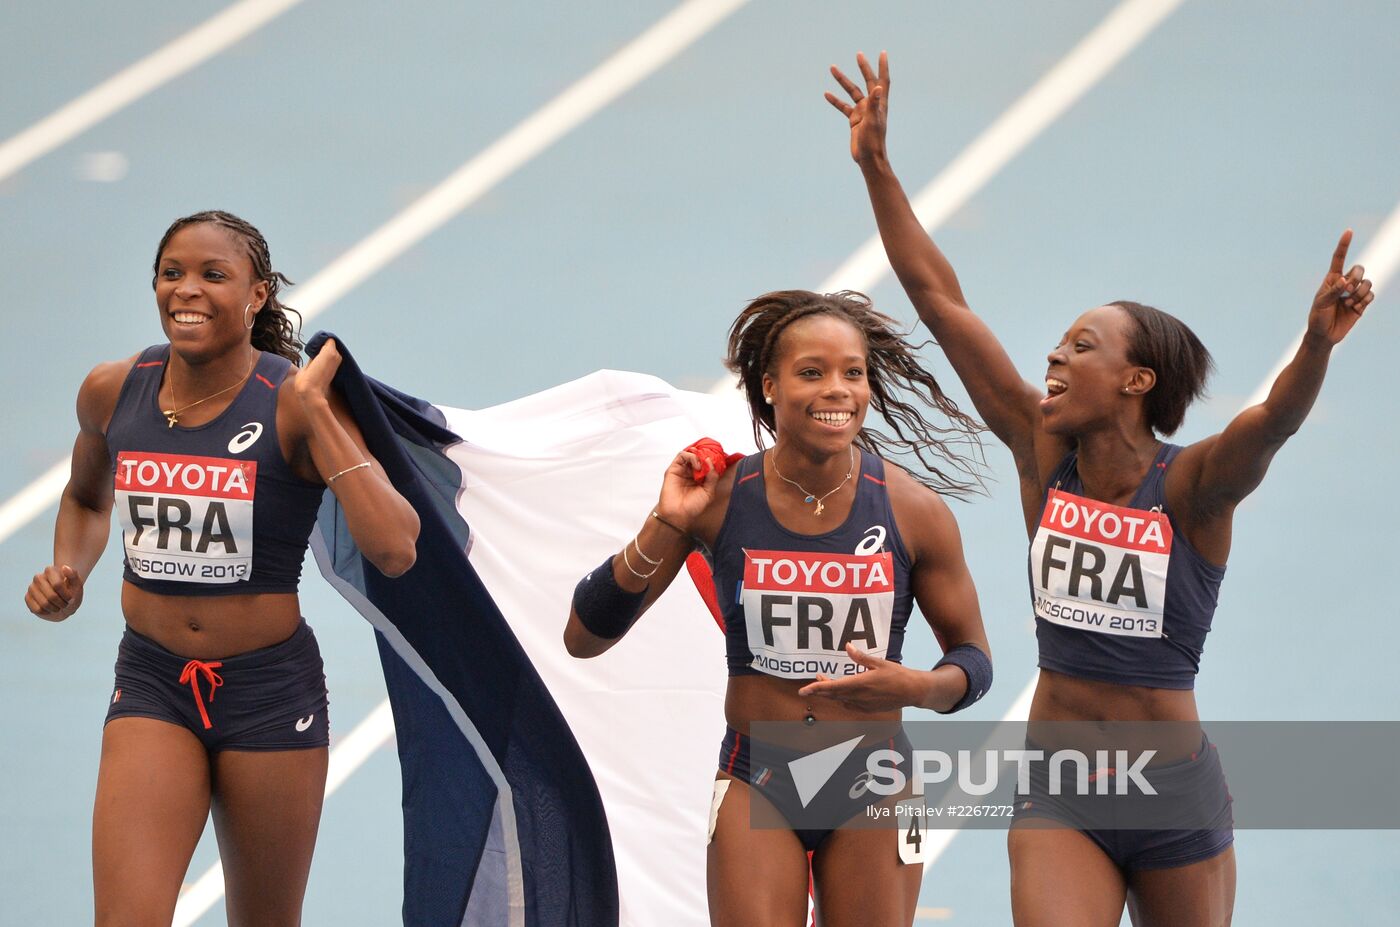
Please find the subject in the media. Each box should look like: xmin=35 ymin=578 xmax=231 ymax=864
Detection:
xmin=1308 ymin=229 xmax=1374 ymax=345
xmin=798 ymin=644 xmax=922 ymax=712
xmin=827 ymin=51 xmax=891 ymax=167
xmin=296 ymin=337 xmax=342 ymax=408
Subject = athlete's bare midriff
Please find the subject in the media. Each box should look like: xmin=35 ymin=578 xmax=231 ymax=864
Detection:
xmin=1029 ymin=668 xmax=1203 ymax=763
xmin=121 ymin=582 xmax=303 ymax=659
xmin=725 ymin=672 xmax=902 ymax=738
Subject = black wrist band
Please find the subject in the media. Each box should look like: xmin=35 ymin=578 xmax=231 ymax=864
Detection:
xmin=933 ymin=643 xmax=992 ymax=714
xmin=572 ymin=555 xmax=647 ymax=640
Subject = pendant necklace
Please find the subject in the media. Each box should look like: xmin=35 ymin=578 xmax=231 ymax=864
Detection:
xmin=163 ymin=352 xmax=255 ymax=428
xmin=769 ymin=445 xmax=856 ymax=516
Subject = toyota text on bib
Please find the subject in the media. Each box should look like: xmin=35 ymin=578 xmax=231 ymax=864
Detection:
xmin=1030 ymin=489 xmax=1171 ymax=638
xmin=742 ymin=549 xmax=895 ymax=677
xmin=116 ymin=451 xmax=256 ymax=584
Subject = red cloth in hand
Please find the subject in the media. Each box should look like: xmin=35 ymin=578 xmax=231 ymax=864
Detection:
xmin=685 ymin=438 xmax=743 ymax=484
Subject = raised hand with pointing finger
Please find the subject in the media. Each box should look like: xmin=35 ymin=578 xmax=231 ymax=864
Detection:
xmin=1310 ymin=229 xmax=1375 ymax=345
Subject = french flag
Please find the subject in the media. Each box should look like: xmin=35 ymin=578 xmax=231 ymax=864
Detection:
xmin=305 ymin=333 xmax=753 ymax=926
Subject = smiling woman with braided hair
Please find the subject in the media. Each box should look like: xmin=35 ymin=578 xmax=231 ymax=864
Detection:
xmin=566 ymin=288 xmax=994 ymax=926
xmin=152 ymin=211 xmax=304 ymax=364
xmin=24 ymin=210 xmax=420 ymax=926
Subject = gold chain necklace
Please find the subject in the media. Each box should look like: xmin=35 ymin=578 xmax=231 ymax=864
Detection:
xmin=769 ymin=445 xmax=856 ymax=516
xmin=163 ymin=352 xmax=255 ymax=428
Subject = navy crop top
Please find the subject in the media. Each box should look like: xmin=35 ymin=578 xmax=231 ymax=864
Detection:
xmin=1028 ymin=443 xmax=1225 ymax=689
xmin=105 ymin=344 xmax=325 ymax=595
xmin=708 ymin=449 xmax=915 ymax=679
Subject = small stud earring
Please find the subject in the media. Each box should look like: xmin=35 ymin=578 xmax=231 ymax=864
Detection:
xmin=764 ymin=395 xmax=773 ymax=405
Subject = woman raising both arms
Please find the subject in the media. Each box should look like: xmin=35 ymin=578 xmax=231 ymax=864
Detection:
xmin=24 ymin=211 xmax=419 ymax=926
xmin=565 ymin=289 xmax=993 ymax=926
xmin=828 ymin=51 xmax=1374 ymax=927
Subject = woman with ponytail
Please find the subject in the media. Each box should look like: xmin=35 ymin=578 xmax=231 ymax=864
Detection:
xmin=565 ymin=289 xmax=994 ymax=926
xmin=24 ymin=210 xmax=420 ymax=925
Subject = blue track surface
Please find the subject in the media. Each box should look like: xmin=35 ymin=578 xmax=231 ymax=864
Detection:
xmin=2 ymin=2 xmax=1396 ymax=923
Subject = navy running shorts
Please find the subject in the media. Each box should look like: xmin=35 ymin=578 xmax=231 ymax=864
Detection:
xmin=1012 ymin=734 xmax=1234 ymax=871
xmin=717 ymin=725 xmax=913 ymax=853
xmin=104 ymin=619 xmax=330 ymax=752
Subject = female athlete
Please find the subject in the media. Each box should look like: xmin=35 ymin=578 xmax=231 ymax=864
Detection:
xmin=25 ymin=210 xmax=420 ymax=926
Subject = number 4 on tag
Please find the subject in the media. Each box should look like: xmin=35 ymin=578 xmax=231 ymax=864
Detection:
xmin=895 ymin=798 xmax=927 ymax=865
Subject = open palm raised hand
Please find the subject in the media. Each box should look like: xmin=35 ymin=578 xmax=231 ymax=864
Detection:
xmin=826 ymin=51 xmax=891 ymax=166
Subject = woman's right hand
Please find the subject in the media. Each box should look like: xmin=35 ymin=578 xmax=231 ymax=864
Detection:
xmin=654 ymin=451 xmax=719 ymax=533
xmin=826 ymin=51 xmax=891 ymax=166
xmin=25 ymin=564 xmax=84 ymax=621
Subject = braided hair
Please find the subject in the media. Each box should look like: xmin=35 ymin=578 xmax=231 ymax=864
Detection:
xmin=152 ymin=210 xmax=303 ymax=365
xmin=725 ymin=290 xmax=986 ymax=497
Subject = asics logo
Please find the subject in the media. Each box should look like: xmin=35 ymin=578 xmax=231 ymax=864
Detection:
xmin=854 ymin=526 xmax=886 ymax=556
xmin=849 ymin=770 xmax=875 ymax=799
xmin=228 ymin=422 xmax=263 ymax=454
xmin=295 ymin=714 xmax=315 ymax=732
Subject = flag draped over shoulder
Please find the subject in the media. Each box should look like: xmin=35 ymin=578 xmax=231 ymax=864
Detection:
xmin=307 ymin=333 xmax=755 ymax=927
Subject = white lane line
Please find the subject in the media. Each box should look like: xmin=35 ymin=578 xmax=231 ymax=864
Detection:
xmin=292 ymin=0 xmax=749 ymax=320
xmin=0 ymin=459 xmax=70 ymax=546
xmin=825 ymin=0 xmax=1187 ymax=293
xmin=168 ymin=2 xmax=749 ymax=923
xmin=706 ymin=0 xmax=1187 ymax=399
xmin=0 ymin=0 xmax=304 ymax=184
xmin=0 ymin=0 xmax=750 ymax=549
xmin=1243 ymin=208 xmax=1400 ymax=408
xmin=172 ymin=700 xmax=394 ymax=923
xmin=916 ymin=674 xmax=1039 ymax=871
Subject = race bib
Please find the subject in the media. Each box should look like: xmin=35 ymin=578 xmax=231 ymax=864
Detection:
xmin=742 ymin=549 xmax=894 ymax=678
xmin=115 ymin=451 xmax=256 ymax=584
xmin=1030 ymin=488 xmax=1170 ymax=638
xmin=895 ymin=797 xmax=928 ymax=865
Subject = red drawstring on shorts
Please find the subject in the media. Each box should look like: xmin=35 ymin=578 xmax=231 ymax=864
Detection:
xmin=179 ymin=659 xmax=224 ymax=730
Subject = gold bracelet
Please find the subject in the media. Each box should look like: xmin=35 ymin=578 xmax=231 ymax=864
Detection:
xmin=621 ymin=543 xmax=660 ymax=580
xmin=327 ymin=461 xmax=372 ymax=484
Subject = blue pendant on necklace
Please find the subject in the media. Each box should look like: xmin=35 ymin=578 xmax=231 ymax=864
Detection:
xmin=805 ymin=495 xmax=815 ymax=503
